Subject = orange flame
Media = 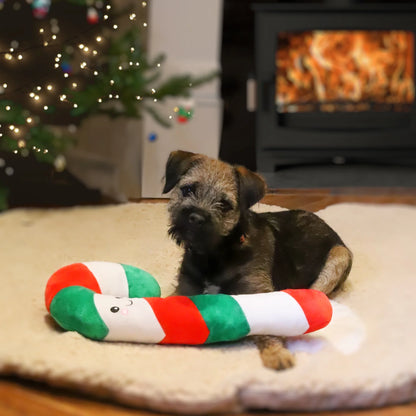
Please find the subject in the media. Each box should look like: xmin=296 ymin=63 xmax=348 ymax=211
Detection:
xmin=276 ymin=31 xmax=415 ymax=112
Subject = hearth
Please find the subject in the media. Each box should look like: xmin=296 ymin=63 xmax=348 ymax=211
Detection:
xmin=253 ymin=1 xmax=416 ymax=172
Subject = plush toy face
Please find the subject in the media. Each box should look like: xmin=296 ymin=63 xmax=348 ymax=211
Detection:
xmin=94 ymin=295 xmax=166 ymax=343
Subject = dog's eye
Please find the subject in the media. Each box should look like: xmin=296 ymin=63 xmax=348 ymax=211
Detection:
xmin=180 ymin=185 xmax=195 ymax=197
xmin=219 ymin=199 xmax=233 ymax=213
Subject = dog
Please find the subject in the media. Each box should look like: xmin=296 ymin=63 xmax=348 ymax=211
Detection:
xmin=162 ymin=150 xmax=353 ymax=370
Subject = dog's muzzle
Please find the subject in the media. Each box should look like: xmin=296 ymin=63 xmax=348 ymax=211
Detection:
xmin=188 ymin=211 xmax=207 ymax=226
xmin=172 ymin=207 xmax=219 ymax=252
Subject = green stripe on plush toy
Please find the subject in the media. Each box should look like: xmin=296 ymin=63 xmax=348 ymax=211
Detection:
xmin=190 ymin=294 xmax=250 ymax=343
xmin=50 ymin=286 xmax=108 ymax=340
xmin=122 ymin=264 xmax=161 ymax=298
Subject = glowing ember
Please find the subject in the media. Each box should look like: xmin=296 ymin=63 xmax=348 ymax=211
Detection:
xmin=276 ymin=30 xmax=415 ymax=112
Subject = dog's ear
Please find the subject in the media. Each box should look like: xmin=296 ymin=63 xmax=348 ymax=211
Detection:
xmin=163 ymin=150 xmax=200 ymax=194
xmin=235 ymin=166 xmax=266 ymax=208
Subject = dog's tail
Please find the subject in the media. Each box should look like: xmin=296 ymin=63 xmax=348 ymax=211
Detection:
xmin=311 ymin=245 xmax=353 ymax=296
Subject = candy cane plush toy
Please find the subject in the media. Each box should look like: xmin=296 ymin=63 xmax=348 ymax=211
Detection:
xmin=45 ymin=262 xmax=333 ymax=344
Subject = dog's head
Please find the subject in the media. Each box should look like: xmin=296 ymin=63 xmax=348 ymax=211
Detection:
xmin=162 ymin=150 xmax=266 ymax=253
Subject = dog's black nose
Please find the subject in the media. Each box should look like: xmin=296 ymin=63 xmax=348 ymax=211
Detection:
xmin=188 ymin=212 xmax=205 ymax=226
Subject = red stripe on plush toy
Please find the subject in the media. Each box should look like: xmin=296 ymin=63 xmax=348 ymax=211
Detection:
xmin=45 ymin=263 xmax=101 ymax=311
xmin=146 ymin=297 xmax=210 ymax=344
xmin=283 ymin=289 xmax=333 ymax=334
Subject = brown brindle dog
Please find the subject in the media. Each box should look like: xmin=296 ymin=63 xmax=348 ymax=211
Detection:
xmin=163 ymin=150 xmax=353 ymax=369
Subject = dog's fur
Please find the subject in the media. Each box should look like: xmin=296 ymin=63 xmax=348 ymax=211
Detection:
xmin=163 ymin=150 xmax=353 ymax=369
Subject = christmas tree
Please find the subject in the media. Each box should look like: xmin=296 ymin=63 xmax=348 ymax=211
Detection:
xmin=0 ymin=0 xmax=216 ymax=209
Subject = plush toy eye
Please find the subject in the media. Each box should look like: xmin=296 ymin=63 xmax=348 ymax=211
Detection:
xmin=110 ymin=306 xmax=120 ymax=313
xmin=180 ymin=184 xmax=195 ymax=197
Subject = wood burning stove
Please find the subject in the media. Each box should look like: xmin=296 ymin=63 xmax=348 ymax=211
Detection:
xmin=253 ymin=2 xmax=416 ymax=172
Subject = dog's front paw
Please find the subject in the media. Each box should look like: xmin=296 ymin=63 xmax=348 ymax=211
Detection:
xmin=260 ymin=344 xmax=295 ymax=370
xmin=253 ymin=335 xmax=295 ymax=370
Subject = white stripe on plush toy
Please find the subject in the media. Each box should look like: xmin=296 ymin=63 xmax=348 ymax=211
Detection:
xmin=94 ymin=295 xmax=166 ymax=343
xmin=84 ymin=262 xmax=129 ymax=298
xmin=233 ymin=291 xmax=310 ymax=336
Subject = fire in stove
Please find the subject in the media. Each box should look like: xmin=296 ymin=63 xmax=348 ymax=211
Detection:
xmin=276 ymin=30 xmax=415 ymax=113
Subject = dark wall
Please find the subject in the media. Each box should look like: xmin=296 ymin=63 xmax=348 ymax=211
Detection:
xmin=219 ymin=0 xmax=256 ymax=170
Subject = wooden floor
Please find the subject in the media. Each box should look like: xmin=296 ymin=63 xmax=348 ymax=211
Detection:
xmin=2 ymin=187 xmax=416 ymax=416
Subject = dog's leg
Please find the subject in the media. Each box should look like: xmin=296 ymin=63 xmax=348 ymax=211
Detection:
xmin=252 ymin=335 xmax=295 ymax=370
xmin=170 ymin=275 xmax=203 ymax=296
xmin=311 ymin=245 xmax=353 ymax=296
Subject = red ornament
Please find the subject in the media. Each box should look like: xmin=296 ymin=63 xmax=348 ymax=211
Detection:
xmin=174 ymin=98 xmax=195 ymax=124
xmin=87 ymin=7 xmax=99 ymax=24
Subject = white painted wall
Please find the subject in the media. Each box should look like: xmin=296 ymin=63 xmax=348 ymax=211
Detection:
xmin=141 ymin=0 xmax=223 ymax=197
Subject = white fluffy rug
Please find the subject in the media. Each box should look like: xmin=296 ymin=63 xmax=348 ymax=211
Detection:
xmin=1 ymin=202 xmax=416 ymax=414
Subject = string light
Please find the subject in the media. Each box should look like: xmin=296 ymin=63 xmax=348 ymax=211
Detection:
xmin=0 ymin=0 xmax=188 ymax=171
